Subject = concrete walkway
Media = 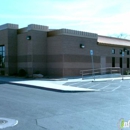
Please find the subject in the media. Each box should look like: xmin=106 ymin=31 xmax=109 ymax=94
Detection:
xmin=13 ymin=80 xmax=98 ymax=92
xmin=0 ymin=77 xmax=97 ymax=92
xmin=0 ymin=75 xmax=130 ymax=92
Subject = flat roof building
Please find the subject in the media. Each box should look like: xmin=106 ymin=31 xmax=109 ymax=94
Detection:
xmin=0 ymin=23 xmax=130 ymax=77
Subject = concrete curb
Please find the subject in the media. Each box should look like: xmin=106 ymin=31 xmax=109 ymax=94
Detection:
xmin=1 ymin=75 xmax=130 ymax=92
xmin=10 ymin=82 xmax=98 ymax=93
xmin=0 ymin=80 xmax=98 ymax=93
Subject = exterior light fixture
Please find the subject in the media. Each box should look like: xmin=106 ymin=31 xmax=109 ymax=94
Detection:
xmin=27 ymin=36 xmax=31 ymax=40
xmin=80 ymin=44 xmax=85 ymax=49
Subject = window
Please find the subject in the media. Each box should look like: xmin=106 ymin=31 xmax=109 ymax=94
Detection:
xmin=127 ymin=58 xmax=129 ymax=68
xmin=120 ymin=58 xmax=122 ymax=68
xmin=0 ymin=46 xmax=5 ymax=68
xmin=112 ymin=49 xmax=115 ymax=54
xmin=112 ymin=57 xmax=115 ymax=67
xmin=127 ymin=50 xmax=129 ymax=55
xmin=119 ymin=49 xmax=122 ymax=54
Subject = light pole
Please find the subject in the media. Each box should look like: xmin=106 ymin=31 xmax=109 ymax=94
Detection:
xmin=121 ymin=48 xmax=127 ymax=80
xmin=90 ymin=50 xmax=95 ymax=80
xmin=122 ymin=51 xmax=124 ymax=80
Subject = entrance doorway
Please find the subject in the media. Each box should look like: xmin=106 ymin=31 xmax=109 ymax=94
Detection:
xmin=112 ymin=57 xmax=115 ymax=67
xmin=100 ymin=56 xmax=106 ymax=74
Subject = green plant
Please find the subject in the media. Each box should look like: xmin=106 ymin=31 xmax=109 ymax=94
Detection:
xmin=0 ymin=70 xmax=5 ymax=75
xmin=2 ymin=62 xmax=5 ymax=68
xmin=18 ymin=69 xmax=27 ymax=77
xmin=126 ymin=70 xmax=130 ymax=75
xmin=34 ymin=71 xmax=40 ymax=74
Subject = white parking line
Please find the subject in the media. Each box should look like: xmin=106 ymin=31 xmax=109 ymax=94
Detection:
xmin=77 ymin=82 xmax=92 ymax=87
xmin=67 ymin=82 xmax=80 ymax=86
xmin=111 ymin=85 xmax=121 ymax=91
xmin=100 ymin=84 xmax=111 ymax=89
xmin=88 ymin=84 xmax=100 ymax=88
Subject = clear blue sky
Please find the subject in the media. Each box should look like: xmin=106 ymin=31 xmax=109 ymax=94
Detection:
xmin=0 ymin=0 xmax=130 ymax=38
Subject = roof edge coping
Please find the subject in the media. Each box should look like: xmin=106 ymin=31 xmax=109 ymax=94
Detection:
xmin=48 ymin=29 xmax=98 ymax=39
xmin=0 ymin=23 xmax=18 ymax=30
xmin=27 ymin=24 xmax=49 ymax=31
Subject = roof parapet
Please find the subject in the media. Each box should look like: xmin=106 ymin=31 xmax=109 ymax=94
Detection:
xmin=18 ymin=24 xmax=49 ymax=34
xmin=28 ymin=24 xmax=49 ymax=31
xmin=0 ymin=23 xmax=18 ymax=30
xmin=48 ymin=29 xmax=97 ymax=39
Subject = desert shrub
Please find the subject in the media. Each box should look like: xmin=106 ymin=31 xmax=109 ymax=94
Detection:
xmin=0 ymin=70 xmax=5 ymax=75
xmin=34 ymin=71 xmax=40 ymax=74
xmin=18 ymin=69 xmax=27 ymax=77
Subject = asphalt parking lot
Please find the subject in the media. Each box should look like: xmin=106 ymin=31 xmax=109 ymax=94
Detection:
xmin=0 ymin=78 xmax=130 ymax=130
xmin=64 ymin=79 xmax=130 ymax=92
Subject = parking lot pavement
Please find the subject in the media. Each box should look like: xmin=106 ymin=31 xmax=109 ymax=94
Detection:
xmin=0 ymin=76 xmax=130 ymax=93
xmin=0 ymin=77 xmax=130 ymax=130
xmin=63 ymin=79 xmax=130 ymax=92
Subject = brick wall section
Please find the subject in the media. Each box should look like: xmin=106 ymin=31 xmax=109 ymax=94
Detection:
xmin=47 ymin=35 xmax=63 ymax=77
xmin=17 ymin=30 xmax=47 ymax=75
xmin=1 ymin=24 xmax=130 ymax=77
xmin=8 ymin=29 xmax=17 ymax=75
xmin=47 ymin=35 xmax=100 ymax=77
xmin=0 ymin=29 xmax=17 ymax=75
xmin=62 ymin=35 xmax=99 ymax=77
xmin=47 ymin=35 xmax=130 ymax=77
xmin=0 ymin=29 xmax=8 ymax=74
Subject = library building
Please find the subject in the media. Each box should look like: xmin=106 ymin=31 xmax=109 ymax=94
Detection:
xmin=0 ymin=23 xmax=130 ymax=77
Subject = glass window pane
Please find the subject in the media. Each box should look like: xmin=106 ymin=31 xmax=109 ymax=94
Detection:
xmin=112 ymin=57 xmax=115 ymax=67
xmin=0 ymin=47 xmax=2 ymax=51
xmin=112 ymin=49 xmax=115 ymax=54
xmin=2 ymin=46 xmax=5 ymax=51
xmin=127 ymin=50 xmax=129 ymax=55
xmin=0 ymin=52 xmax=2 ymax=56
xmin=119 ymin=49 xmax=122 ymax=54
xmin=0 ymin=46 xmax=5 ymax=68
xmin=3 ymin=52 xmax=5 ymax=56
xmin=2 ymin=57 xmax=5 ymax=62
xmin=127 ymin=58 xmax=129 ymax=68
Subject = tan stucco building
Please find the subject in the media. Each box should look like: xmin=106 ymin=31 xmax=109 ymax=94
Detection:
xmin=0 ymin=23 xmax=130 ymax=77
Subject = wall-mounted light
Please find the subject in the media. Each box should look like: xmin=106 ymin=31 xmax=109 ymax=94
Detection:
xmin=80 ymin=44 xmax=85 ymax=49
xmin=27 ymin=36 xmax=31 ymax=40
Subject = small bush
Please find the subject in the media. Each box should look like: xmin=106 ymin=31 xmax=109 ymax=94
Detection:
xmin=0 ymin=70 xmax=5 ymax=75
xmin=34 ymin=71 xmax=40 ymax=74
xmin=18 ymin=69 xmax=27 ymax=77
xmin=126 ymin=70 xmax=130 ymax=75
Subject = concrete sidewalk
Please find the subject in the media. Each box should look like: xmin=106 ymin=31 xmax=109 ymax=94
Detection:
xmin=12 ymin=80 xmax=98 ymax=92
xmin=0 ymin=75 xmax=130 ymax=92
xmin=0 ymin=76 xmax=97 ymax=92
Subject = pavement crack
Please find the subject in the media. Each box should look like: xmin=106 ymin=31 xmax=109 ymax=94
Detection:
xmin=35 ymin=119 xmax=48 ymax=130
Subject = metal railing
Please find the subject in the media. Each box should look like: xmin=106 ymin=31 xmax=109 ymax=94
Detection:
xmin=80 ymin=67 xmax=121 ymax=80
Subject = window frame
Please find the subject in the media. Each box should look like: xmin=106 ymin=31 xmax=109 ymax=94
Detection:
xmin=0 ymin=45 xmax=5 ymax=68
xmin=112 ymin=49 xmax=115 ymax=54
